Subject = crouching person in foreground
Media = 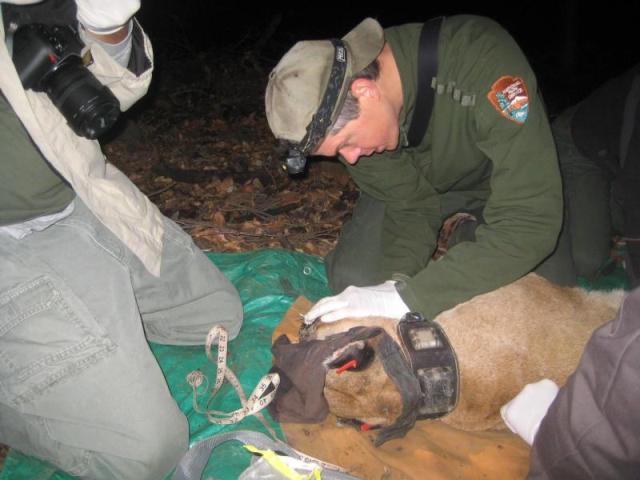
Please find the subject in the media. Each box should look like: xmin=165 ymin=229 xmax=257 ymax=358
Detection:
xmin=265 ymin=15 xmax=571 ymax=329
xmin=0 ymin=1 xmax=242 ymax=478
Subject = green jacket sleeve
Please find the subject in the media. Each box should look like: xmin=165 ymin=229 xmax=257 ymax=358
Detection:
xmin=346 ymin=151 xmax=442 ymax=277
xmin=400 ymin=26 xmax=562 ymax=318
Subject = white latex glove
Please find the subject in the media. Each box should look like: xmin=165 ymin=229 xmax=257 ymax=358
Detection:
xmin=303 ymin=281 xmax=410 ymax=324
xmin=75 ymin=0 xmax=140 ymax=34
xmin=500 ymin=378 xmax=559 ymax=445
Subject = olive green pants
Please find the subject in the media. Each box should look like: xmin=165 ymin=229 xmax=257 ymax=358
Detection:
xmin=552 ymin=107 xmax=624 ymax=278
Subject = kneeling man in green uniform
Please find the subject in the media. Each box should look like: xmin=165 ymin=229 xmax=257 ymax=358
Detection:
xmin=265 ymin=16 xmax=570 ymax=323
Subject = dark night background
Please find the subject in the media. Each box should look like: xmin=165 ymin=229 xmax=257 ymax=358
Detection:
xmin=134 ymin=2 xmax=640 ymax=116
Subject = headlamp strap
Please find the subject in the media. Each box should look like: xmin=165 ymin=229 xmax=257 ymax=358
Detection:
xmin=298 ymin=38 xmax=348 ymax=154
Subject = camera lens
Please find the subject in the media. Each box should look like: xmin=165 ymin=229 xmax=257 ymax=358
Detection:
xmin=45 ymin=57 xmax=120 ymax=139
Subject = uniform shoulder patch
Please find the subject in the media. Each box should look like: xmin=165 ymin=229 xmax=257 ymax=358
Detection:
xmin=487 ymin=76 xmax=529 ymax=124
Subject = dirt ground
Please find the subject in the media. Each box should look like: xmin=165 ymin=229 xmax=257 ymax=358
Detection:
xmin=103 ymin=48 xmax=359 ymax=259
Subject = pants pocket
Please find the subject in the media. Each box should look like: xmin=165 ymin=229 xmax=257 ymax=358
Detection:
xmin=0 ymin=276 xmax=117 ymax=408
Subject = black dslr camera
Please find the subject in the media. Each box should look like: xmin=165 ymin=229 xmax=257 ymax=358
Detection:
xmin=12 ymin=23 xmax=120 ymax=139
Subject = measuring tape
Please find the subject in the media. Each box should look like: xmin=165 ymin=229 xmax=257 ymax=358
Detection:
xmin=185 ymin=325 xmax=354 ymax=475
xmin=186 ymin=325 xmax=280 ymax=439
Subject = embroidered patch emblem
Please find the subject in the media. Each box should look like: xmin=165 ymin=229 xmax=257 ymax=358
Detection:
xmin=487 ymin=76 xmax=529 ymax=124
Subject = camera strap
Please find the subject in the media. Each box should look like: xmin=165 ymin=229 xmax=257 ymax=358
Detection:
xmin=406 ymin=16 xmax=444 ymax=148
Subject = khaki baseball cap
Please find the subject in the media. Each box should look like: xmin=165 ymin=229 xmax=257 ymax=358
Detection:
xmin=265 ymin=18 xmax=384 ymax=149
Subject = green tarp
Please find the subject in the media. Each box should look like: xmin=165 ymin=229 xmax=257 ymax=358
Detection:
xmin=0 ymin=249 xmax=629 ymax=479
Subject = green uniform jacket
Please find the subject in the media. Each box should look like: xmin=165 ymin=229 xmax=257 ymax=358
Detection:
xmin=0 ymin=94 xmax=75 ymax=225
xmin=344 ymin=16 xmax=562 ymax=318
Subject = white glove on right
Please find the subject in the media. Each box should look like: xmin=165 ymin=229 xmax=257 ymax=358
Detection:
xmin=500 ymin=378 xmax=559 ymax=445
xmin=75 ymin=0 xmax=140 ymax=34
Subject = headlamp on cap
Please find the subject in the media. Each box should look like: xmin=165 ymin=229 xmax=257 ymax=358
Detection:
xmin=284 ymin=147 xmax=307 ymax=175
xmin=283 ymin=39 xmax=348 ymax=175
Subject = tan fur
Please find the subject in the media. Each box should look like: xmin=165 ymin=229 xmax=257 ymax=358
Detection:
xmin=308 ymin=273 xmax=624 ymax=431
xmin=324 ymin=336 xmax=404 ymax=426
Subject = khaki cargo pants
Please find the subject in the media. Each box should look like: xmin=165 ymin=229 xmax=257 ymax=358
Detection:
xmin=0 ymin=199 xmax=243 ymax=479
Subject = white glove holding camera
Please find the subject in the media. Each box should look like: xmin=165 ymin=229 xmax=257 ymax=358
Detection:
xmin=304 ymin=281 xmax=410 ymax=324
xmin=75 ymin=0 xmax=140 ymax=34
xmin=500 ymin=378 xmax=559 ymax=445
